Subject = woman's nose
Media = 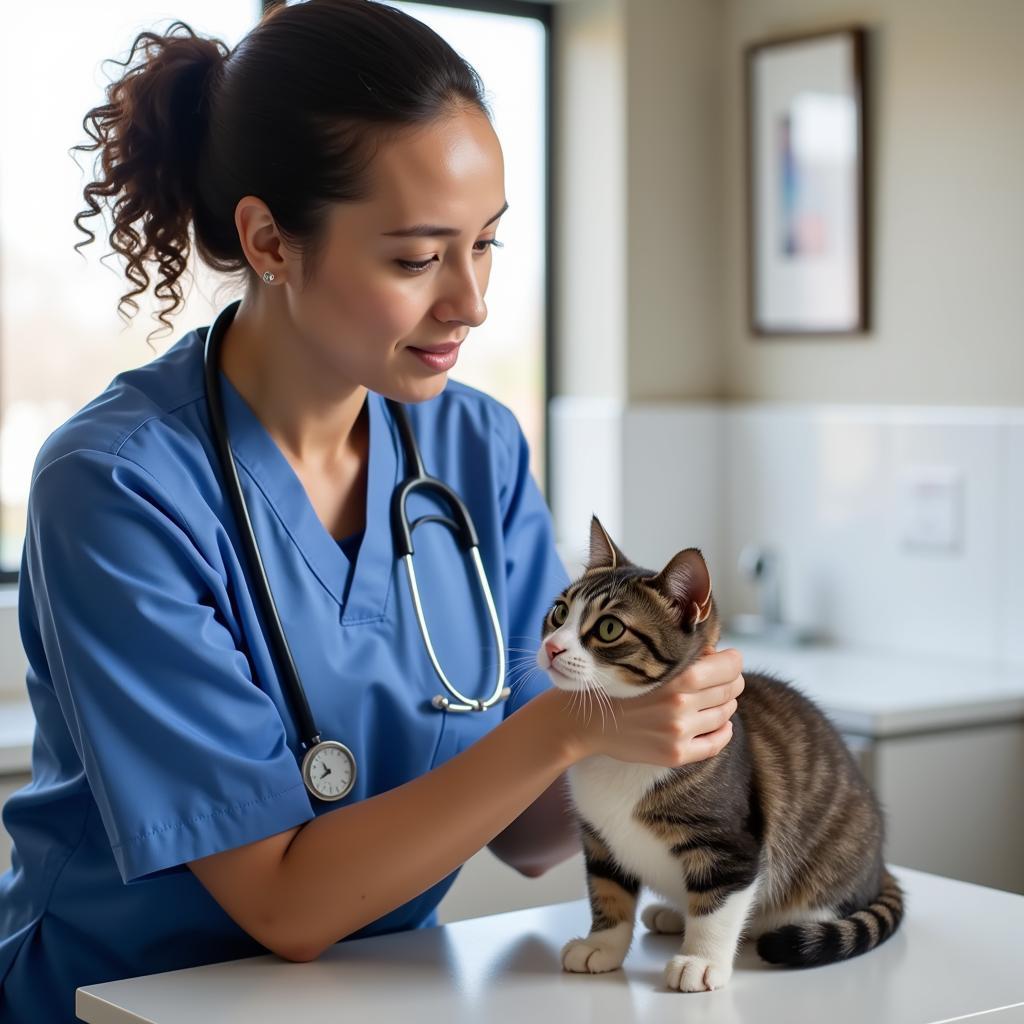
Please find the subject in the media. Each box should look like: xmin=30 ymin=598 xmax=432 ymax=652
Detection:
xmin=544 ymin=640 xmax=565 ymax=662
xmin=447 ymin=293 xmax=486 ymax=329
xmin=439 ymin=266 xmax=487 ymax=328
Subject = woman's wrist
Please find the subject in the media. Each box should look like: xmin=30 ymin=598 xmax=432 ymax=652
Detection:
xmin=519 ymin=685 xmax=590 ymax=768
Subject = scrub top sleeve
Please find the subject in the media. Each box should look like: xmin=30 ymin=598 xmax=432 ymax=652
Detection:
xmin=495 ymin=407 xmax=571 ymax=720
xmin=24 ymin=449 xmax=314 ymax=884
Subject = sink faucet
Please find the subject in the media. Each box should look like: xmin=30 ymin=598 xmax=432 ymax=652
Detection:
xmin=728 ymin=544 xmax=819 ymax=645
xmin=738 ymin=544 xmax=783 ymax=626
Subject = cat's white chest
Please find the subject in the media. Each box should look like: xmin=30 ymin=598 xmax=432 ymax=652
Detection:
xmin=567 ymin=756 xmax=690 ymax=907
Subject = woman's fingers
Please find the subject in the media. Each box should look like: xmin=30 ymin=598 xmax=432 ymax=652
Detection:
xmin=694 ymin=697 xmax=738 ymax=730
xmin=667 ymin=648 xmax=743 ymax=694
xmin=682 ymin=675 xmax=744 ymax=714
xmin=562 ymin=648 xmax=743 ymax=767
xmin=691 ymin=719 xmax=734 ymax=754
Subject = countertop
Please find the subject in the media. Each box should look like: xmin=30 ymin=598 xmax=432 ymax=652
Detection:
xmin=719 ymin=635 xmax=1024 ymax=738
xmin=4 ymin=640 xmax=1024 ymax=777
xmin=76 ymin=866 xmax=1024 ymax=1024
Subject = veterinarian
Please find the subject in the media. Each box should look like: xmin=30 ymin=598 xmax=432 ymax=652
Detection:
xmin=0 ymin=3 xmax=744 ymax=1020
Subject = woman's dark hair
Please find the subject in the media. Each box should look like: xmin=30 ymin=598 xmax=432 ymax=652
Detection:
xmin=71 ymin=0 xmax=491 ymax=343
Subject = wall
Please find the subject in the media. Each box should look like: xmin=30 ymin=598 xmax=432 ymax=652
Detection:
xmin=720 ymin=0 xmax=1024 ymax=406
xmin=552 ymin=0 xmax=728 ymax=560
xmin=553 ymin=0 xmax=627 ymax=402
xmin=625 ymin=0 xmax=725 ymax=401
xmin=550 ymin=0 xmax=1024 ymax=588
xmin=554 ymin=0 xmax=1024 ymax=408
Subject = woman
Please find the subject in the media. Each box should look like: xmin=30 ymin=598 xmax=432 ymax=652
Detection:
xmin=0 ymin=2 xmax=744 ymax=1020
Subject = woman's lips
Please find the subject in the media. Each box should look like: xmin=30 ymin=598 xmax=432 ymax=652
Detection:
xmin=407 ymin=345 xmax=460 ymax=371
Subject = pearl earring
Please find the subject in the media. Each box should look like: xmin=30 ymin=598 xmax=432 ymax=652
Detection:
xmin=262 ymin=271 xmax=275 ymax=284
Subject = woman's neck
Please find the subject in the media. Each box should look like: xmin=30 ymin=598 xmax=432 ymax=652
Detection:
xmin=218 ymin=292 xmax=368 ymax=472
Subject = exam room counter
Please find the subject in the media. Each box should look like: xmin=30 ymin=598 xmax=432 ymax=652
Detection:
xmin=75 ymin=866 xmax=1024 ymax=1024
xmin=3 ymin=643 xmax=1024 ymax=1019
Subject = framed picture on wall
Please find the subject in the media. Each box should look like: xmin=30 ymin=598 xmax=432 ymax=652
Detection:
xmin=745 ymin=27 xmax=868 ymax=335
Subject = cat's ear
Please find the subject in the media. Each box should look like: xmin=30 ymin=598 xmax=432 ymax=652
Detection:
xmin=587 ymin=515 xmax=632 ymax=571
xmin=650 ymin=548 xmax=713 ymax=631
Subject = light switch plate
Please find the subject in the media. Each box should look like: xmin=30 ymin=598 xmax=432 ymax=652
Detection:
xmin=900 ymin=466 xmax=964 ymax=553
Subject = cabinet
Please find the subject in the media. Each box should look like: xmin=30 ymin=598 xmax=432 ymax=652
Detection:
xmin=844 ymin=721 xmax=1024 ymax=893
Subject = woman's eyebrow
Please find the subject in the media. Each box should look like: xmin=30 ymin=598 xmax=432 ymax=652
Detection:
xmin=381 ymin=200 xmax=509 ymax=238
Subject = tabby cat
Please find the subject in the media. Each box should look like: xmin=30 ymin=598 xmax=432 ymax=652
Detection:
xmin=538 ymin=516 xmax=904 ymax=992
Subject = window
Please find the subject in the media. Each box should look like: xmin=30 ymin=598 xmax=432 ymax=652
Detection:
xmin=0 ymin=0 xmax=551 ymax=580
xmin=385 ymin=0 xmax=552 ymax=490
xmin=0 ymin=3 xmax=259 ymax=580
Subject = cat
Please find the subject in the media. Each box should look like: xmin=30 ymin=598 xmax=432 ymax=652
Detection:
xmin=537 ymin=515 xmax=904 ymax=993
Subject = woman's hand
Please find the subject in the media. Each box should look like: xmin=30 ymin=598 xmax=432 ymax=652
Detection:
xmin=551 ymin=647 xmax=745 ymax=767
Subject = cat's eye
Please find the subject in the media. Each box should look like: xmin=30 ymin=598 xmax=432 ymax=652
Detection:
xmin=551 ymin=601 xmax=568 ymax=626
xmin=596 ymin=616 xmax=625 ymax=642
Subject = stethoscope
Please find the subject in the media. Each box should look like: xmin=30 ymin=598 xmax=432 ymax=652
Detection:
xmin=202 ymin=299 xmax=509 ymax=803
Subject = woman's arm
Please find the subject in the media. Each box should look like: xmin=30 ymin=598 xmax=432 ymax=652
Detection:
xmin=189 ymin=649 xmax=742 ymax=962
xmin=189 ymin=686 xmax=578 ymax=962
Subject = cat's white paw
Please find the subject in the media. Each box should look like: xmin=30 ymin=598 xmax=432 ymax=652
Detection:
xmin=641 ymin=903 xmax=685 ymax=934
xmin=664 ymin=953 xmax=732 ymax=992
xmin=561 ymin=934 xmax=628 ymax=974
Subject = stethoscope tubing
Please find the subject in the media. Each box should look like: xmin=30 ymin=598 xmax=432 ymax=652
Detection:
xmin=203 ymin=300 xmax=508 ymax=764
xmin=203 ymin=302 xmax=321 ymax=748
xmin=386 ymin=448 xmax=508 ymax=712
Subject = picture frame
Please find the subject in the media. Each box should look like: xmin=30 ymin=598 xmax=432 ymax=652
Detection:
xmin=745 ymin=27 xmax=868 ymax=335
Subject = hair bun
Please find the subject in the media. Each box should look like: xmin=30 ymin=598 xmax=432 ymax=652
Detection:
xmin=71 ymin=20 xmax=231 ymax=340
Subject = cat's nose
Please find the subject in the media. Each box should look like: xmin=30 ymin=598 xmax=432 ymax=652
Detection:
xmin=544 ymin=640 xmax=566 ymax=663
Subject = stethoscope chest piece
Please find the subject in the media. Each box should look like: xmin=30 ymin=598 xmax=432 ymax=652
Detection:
xmin=301 ymin=739 xmax=357 ymax=802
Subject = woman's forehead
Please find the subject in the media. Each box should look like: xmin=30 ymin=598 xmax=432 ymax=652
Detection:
xmin=364 ymin=114 xmax=505 ymax=225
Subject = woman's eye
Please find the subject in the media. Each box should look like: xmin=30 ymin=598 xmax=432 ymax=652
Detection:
xmin=397 ymin=237 xmax=504 ymax=274
xmin=551 ymin=601 xmax=568 ymax=626
xmin=596 ymin=616 xmax=625 ymax=642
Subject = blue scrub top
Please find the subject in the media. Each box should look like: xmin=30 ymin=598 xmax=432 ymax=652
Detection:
xmin=0 ymin=318 xmax=569 ymax=1023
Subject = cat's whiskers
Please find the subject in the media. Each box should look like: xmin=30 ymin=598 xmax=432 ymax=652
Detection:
xmin=505 ymin=667 xmax=541 ymax=689
xmin=456 ymin=647 xmax=545 ymax=701
xmin=496 ymin=631 xmax=623 ymax=733
xmin=569 ymin=678 xmax=587 ymax=721
xmin=505 ymin=664 xmax=543 ymax=698
xmin=575 ymin=679 xmax=591 ymax=727
xmin=589 ymin=669 xmax=621 ymax=732
xmin=590 ymin=679 xmax=608 ymax=732
xmin=572 ymin=674 xmax=604 ymax=731
xmin=565 ymin=679 xmax=581 ymax=720
xmin=599 ymin=682 xmax=619 ymax=730
xmin=584 ymin=678 xmax=603 ymax=729
xmin=567 ymin=683 xmax=580 ymax=718
xmin=506 ymin=659 xmax=545 ymax=682
xmin=506 ymin=653 xmax=542 ymax=669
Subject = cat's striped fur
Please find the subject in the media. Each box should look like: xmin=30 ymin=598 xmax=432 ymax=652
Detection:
xmin=541 ymin=516 xmax=904 ymax=992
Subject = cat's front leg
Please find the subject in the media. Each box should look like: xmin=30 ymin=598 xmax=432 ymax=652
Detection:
xmin=664 ymin=874 xmax=761 ymax=992
xmin=641 ymin=902 xmax=686 ymax=935
xmin=561 ymin=826 xmax=639 ymax=974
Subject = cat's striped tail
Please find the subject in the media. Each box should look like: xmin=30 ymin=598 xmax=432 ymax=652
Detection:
xmin=756 ymin=869 xmax=905 ymax=967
